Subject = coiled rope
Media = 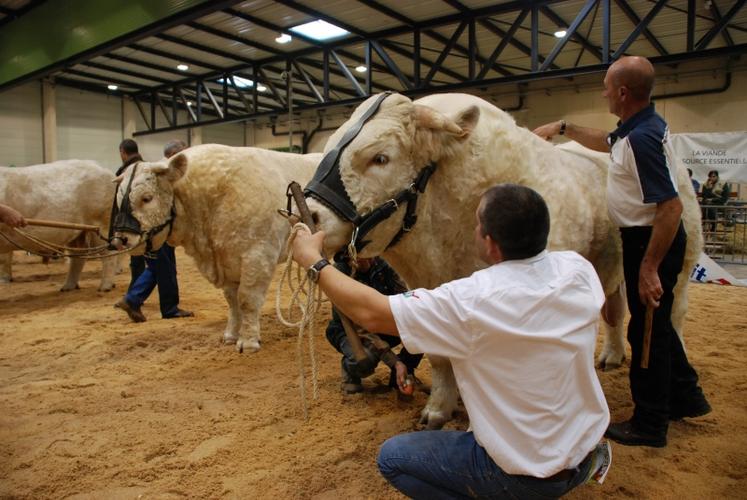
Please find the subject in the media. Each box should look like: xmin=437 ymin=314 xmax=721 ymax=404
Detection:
xmin=0 ymin=227 xmax=138 ymax=259
xmin=275 ymin=222 xmax=327 ymax=420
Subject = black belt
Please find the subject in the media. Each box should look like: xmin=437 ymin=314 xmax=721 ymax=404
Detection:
xmin=544 ymin=450 xmax=593 ymax=482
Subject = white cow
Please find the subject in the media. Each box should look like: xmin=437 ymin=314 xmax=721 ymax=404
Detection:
xmin=112 ymin=144 xmax=322 ymax=353
xmin=304 ymin=92 xmax=702 ymax=429
xmin=0 ymin=160 xmax=117 ymax=291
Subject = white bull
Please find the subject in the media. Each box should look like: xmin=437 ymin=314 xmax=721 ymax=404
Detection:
xmin=112 ymin=144 xmax=321 ymax=353
xmin=305 ymin=92 xmax=702 ymax=429
xmin=0 ymin=160 xmax=117 ymax=291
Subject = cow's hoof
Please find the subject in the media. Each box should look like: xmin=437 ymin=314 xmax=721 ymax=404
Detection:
xmin=222 ymin=333 xmax=238 ymax=345
xmin=98 ymin=283 xmax=115 ymax=292
xmin=235 ymin=338 xmax=261 ymax=354
xmin=60 ymin=284 xmax=80 ymax=292
xmin=419 ymin=409 xmax=449 ymax=430
xmin=596 ymin=351 xmax=625 ymax=371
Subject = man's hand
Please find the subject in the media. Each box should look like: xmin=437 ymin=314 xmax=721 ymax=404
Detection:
xmin=291 ymin=226 xmax=326 ymax=268
xmin=638 ymin=263 xmax=662 ymax=308
xmin=532 ymin=120 xmax=563 ymax=141
xmin=0 ymin=205 xmax=27 ymax=228
xmin=394 ymin=361 xmax=413 ymax=395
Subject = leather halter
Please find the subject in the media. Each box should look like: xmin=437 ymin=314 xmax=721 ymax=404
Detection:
xmin=111 ymin=162 xmax=174 ymax=257
xmin=303 ymin=92 xmax=437 ymax=253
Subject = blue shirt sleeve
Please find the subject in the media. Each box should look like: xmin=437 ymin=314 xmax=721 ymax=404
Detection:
xmin=628 ymin=128 xmax=678 ymax=204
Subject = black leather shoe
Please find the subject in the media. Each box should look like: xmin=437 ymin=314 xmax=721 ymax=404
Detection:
xmin=164 ymin=309 xmax=194 ymax=319
xmin=671 ymin=397 xmax=712 ymax=420
xmin=605 ymin=420 xmax=666 ymax=448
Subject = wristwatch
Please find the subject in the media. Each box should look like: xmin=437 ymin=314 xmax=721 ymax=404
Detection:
xmin=307 ymin=258 xmax=330 ymax=283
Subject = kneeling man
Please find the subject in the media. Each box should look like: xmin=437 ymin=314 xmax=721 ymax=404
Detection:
xmin=292 ymin=184 xmax=610 ymax=498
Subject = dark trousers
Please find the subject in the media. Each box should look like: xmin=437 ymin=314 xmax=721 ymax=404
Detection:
xmin=125 ymin=244 xmax=180 ymax=317
xmin=128 ymin=256 xmax=146 ymax=292
xmin=621 ymin=224 xmax=704 ymax=436
xmin=326 ymin=320 xmax=423 ymax=384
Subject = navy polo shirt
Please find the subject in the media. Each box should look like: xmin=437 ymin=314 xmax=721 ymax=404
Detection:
xmin=606 ymin=105 xmax=679 ymax=227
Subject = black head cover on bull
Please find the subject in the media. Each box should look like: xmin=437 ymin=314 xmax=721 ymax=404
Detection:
xmin=304 ymin=92 xmax=392 ymax=226
xmin=303 ymin=91 xmax=438 ymax=254
xmin=110 ymin=163 xmax=142 ymax=239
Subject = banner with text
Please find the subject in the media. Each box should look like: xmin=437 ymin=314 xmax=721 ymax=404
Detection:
xmin=671 ymin=131 xmax=747 ymax=184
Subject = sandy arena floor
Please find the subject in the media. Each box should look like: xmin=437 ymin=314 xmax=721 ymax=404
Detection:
xmin=1 ymin=250 xmax=746 ymax=499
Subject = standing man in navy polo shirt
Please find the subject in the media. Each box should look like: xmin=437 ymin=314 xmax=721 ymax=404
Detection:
xmin=534 ymin=56 xmax=710 ymax=448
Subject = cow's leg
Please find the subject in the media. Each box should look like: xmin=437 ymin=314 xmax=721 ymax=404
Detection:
xmin=234 ymin=246 xmax=279 ymax=354
xmin=98 ymin=254 xmax=117 ymax=291
xmin=420 ymin=355 xmax=460 ymax=430
xmin=597 ymin=282 xmax=626 ymax=370
xmin=221 ymin=285 xmax=242 ymax=345
xmin=61 ymin=257 xmax=84 ymax=291
xmin=0 ymin=251 xmax=11 ymax=283
xmin=671 ymin=269 xmax=690 ymax=346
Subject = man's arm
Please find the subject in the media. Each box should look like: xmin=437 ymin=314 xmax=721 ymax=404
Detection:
xmin=291 ymin=229 xmax=399 ymax=336
xmin=639 ymin=196 xmax=683 ymax=308
xmin=532 ymin=120 xmax=611 ymax=153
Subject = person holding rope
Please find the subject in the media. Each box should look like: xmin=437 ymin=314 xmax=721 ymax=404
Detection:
xmin=114 ymin=139 xmax=193 ymax=322
xmin=326 ymin=255 xmax=423 ymax=395
xmin=0 ymin=204 xmax=27 ymax=228
xmin=291 ymin=184 xmax=611 ymax=498
xmin=533 ymin=55 xmax=710 ymax=448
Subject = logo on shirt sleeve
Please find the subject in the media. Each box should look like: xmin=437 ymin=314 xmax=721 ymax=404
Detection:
xmin=403 ymin=291 xmax=420 ymax=299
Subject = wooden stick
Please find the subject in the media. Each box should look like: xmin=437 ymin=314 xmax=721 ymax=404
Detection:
xmin=641 ymin=304 xmax=654 ymax=369
xmin=288 ymin=181 xmax=370 ymax=363
xmin=25 ymin=218 xmax=100 ymax=232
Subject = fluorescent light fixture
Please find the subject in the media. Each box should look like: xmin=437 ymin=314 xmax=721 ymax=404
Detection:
xmin=275 ymin=33 xmax=292 ymax=44
xmin=107 ymin=84 xmax=118 ymax=90
xmin=355 ymin=65 xmax=367 ymax=73
xmin=187 ymin=101 xmax=193 ymax=106
xmin=177 ymin=64 xmax=189 ymax=71
xmin=218 ymin=76 xmax=254 ymax=88
xmin=290 ymin=20 xmax=349 ymax=41
xmin=554 ymin=30 xmax=567 ymax=38
xmin=256 ymin=84 xmax=267 ymax=92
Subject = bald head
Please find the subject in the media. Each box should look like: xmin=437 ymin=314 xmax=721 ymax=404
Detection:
xmin=608 ymin=56 xmax=655 ymax=102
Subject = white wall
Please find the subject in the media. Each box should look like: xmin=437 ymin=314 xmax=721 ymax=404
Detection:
xmin=203 ymin=122 xmax=245 ymax=146
xmin=56 ymin=85 xmax=122 ymax=170
xmin=0 ymin=82 xmax=43 ymax=167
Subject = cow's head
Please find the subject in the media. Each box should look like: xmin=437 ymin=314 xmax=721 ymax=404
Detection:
xmin=111 ymin=154 xmax=187 ymax=255
xmin=304 ymin=92 xmax=479 ymax=258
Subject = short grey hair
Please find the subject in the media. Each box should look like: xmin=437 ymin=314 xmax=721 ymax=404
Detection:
xmin=163 ymin=139 xmax=187 ymax=158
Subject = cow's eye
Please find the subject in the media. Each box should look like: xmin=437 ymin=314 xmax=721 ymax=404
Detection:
xmin=142 ymin=195 xmax=153 ymax=204
xmin=372 ymin=154 xmax=388 ymax=166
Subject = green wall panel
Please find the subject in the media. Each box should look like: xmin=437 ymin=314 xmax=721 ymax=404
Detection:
xmin=0 ymin=0 xmax=214 ymax=88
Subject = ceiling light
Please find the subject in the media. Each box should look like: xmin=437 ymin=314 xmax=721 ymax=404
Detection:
xmin=177 ymin=64 xmax=189 ymax=71
xmin=187 ymin=101 xmax=193 ymax=106
xmin=257 ymin=84 xmax=267 ymax=92
xmin=218 ymin=76 xmax=254 ymax=88
xmin=355 ymin=65 xmax=367 ymax=73
xmin=554 ymin=30 xmax=567 ymax=38
xmin=107 ymin=84 xmax=118 ymax=90
xmin=275 ymin=33 xmax=292 ymax=44
xmin=290 ymin=20 xmax=349 ymax=41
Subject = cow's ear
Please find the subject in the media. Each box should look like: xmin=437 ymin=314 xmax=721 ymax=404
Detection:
xmin=163 ymin=153 xmax=188 ymax=183
xmin=454 ymin=105 xmax=479 ymax=140
xmin=413 ymin=105 xmax=463 ymax=135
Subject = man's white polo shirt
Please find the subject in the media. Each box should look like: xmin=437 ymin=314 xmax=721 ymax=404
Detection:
xmin=389 ymin=250 xmax=609 ymax=478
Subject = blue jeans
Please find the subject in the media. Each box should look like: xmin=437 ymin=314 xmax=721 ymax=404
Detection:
xmin=125 ymin=244 xmax=180 ymax=317
xmin=377 ymin=431 xmax=590 ymax=499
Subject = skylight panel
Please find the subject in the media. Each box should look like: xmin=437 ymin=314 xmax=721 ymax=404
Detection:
xmin=289 ymin=20 xmax=349 ymax=41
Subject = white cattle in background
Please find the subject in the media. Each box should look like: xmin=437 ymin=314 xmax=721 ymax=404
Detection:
xmin=112 ymin=144 xmax=322 ymax=353
xmin=0 ymin=160 xmax=117 ymax=291
xmin=304 ymin=92 xmax=702 ymax=429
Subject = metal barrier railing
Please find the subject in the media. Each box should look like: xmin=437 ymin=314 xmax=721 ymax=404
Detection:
xmin=700 ymin=203 xmax=747 ymax=264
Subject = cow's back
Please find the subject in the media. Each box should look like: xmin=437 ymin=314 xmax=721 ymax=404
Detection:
xmin=0 ymin=160 xmax=115 ymax=250
xmin=168 ymin=144 xmax=321 ymax=286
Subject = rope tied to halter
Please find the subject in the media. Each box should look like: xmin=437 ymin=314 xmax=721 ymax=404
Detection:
xmin=275 ymin=222 xmax=326 ymax=420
